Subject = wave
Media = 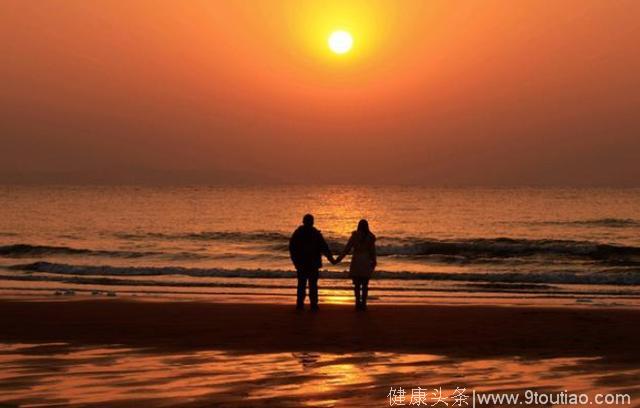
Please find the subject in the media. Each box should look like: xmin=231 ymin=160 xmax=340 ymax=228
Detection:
xmin=12 ymin=261 xmax=640 ymax=286
xmin=4 ymin=235 xmax=640 ymax=264
xmin=109 ymin=227 xmax=640 ymax=262
xmin=375 ymin=238 xmax=640 ymax=261
xmin=515 ymin=218 xmax=640 ymax=228
xmin=567 ymin=218 xmax=639 ymax=227
xmin=116 ymin=230 xmax=640 ymax=261
xmin=0 ymin=244 xmax=159 ymax=259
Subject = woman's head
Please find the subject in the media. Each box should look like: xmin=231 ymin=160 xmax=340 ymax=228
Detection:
xmin=357 ymin=219 xmax=370 ymax=236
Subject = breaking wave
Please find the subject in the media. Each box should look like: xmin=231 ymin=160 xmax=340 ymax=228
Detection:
xmin=375 ymin=238 xmax=640 ymax=261
xmin=12 ymin=261 xmax=640 ymax=286
xmin=3 ymin=236 xmax=640 ymax=264
xmin=113 ymin=230 xmax=640 ymax=261
xmin=106 ymin=229 xmax=640 ymax=263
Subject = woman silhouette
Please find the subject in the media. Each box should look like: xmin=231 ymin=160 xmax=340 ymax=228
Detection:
xmin=336 ymin=219 xmax=377 ymax=310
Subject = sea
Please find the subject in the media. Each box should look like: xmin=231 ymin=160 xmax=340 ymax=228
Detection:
xmin=1 ymin=185 xmax=639 ymax=306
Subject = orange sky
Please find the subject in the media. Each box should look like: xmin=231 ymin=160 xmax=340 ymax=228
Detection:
xmin=1 ymin=0 xmax=639 ymax=185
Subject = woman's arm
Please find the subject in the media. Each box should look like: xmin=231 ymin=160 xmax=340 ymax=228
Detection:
xmin=335 ymin=235 xmax=354 ymax=264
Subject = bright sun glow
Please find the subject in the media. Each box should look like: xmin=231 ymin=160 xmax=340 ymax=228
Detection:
xmin=328 ymin=30 xmax=353 ymax=54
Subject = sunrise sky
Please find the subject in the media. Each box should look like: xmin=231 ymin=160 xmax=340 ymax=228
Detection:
xmin=1 ymin=0 xmax=639 ymax=185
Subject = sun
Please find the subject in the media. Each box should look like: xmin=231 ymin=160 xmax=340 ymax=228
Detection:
xmin=328 ymin=30 xmax=353 ymax=54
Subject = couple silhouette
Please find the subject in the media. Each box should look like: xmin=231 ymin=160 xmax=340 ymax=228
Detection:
xmin=289 ymin=214 xmax=377 ymax=311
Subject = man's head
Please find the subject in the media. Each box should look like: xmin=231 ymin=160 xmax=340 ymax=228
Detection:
xmin=302 ymin=213 xmax=314 ymax=227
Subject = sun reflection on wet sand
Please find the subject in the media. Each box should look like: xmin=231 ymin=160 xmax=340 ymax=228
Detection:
xmin=321 ymin=290 xmax=353 ymax=305
xmin=1 ymin=343 xmax=638 ymax=407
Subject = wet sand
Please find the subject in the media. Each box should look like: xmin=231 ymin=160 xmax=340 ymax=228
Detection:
xmin=0 ymin=299 xmax=639 ymax=363
xmin=2 ymin=300 xmax=640 ymax=406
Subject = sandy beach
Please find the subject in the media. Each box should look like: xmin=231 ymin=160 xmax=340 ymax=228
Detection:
xmin=1 ymin=299 xmax=639 ymax=406
xmin=0 ymin=300 xmax=638 ymax=360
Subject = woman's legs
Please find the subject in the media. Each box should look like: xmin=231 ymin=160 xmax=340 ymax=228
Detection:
xmin=353 ymin=278 xmax=370 ymax=310
xmin=361 ymin=279 xmax=369 ymax=309
xmin=352 ymin=278 xmax=362 ymax=309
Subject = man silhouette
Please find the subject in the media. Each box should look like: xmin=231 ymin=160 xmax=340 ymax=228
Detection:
xmin=289 ymin=214 xmax=335 ymax=311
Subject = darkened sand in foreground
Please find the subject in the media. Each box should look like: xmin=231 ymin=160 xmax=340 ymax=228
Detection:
xmin=1 ymin=300 xmax=639 ymax=407
xmin=1 ymin=300 xmax=639 ymax=359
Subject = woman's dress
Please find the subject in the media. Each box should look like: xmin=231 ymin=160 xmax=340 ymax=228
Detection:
xmin=346 ymin=232 xmax=376 ymax=279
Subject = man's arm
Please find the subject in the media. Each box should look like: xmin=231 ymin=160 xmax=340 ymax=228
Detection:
xmin=335 ymin=235 xmax=354 ymax=264
xmin=289 ymin=231 xmax=301 ymax=269
xmin=319 ymin=233 xmax=336 ymax=264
